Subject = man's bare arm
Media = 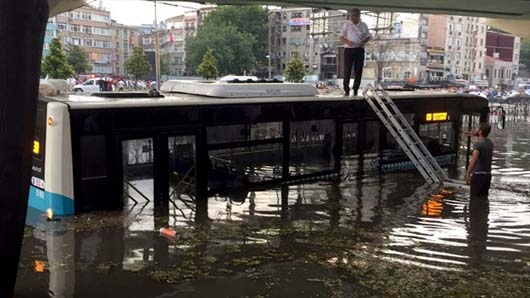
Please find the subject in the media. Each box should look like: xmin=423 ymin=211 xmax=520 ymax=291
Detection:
xmin=340 ymin=36 xmax=354 ymax=47
xmin=465 ymin=149 xmax=480 ymax=184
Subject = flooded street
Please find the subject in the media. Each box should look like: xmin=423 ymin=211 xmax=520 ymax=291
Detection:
xmin=15 ymin=107 xmax=530 ymax=297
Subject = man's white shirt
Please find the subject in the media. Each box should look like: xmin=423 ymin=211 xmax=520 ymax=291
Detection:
xmin=341 ymin=21 xmax=371 ymax=48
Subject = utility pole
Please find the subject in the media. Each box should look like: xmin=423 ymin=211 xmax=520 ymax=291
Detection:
xmin=154 ymin=0 xmax=161 ymax=86
xmin=268 ymin=12 xmax=272 ymax=79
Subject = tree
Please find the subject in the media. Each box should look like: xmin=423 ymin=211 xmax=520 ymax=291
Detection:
xmin=125 ymin=47 xmax=151 ymax=82
xmin=41 ymin=38 xmax=74 ymax=79
xmin=66 ymin=45 xmax=91 ymax=75
xmin=197 ymin=49 xmax=219 ymax=80
xmin=371 ymin=38 xmax=393 ymax=83
xmin=203 ymin=5 xmax=268 ymax=65
xmin=186 ymin=25 xmax=255 ymax=75
xmin=284 ymin=52 xmax=306 ymax=82
xmin=160 ymin=53 xmax=171 ymax=76
xmin=521 ymin=38 xmax=530 ymax=69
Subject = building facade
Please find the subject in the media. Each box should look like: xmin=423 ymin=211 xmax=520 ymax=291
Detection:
xmin=43 ymin=22 xmax=57 ymax=57
xmin=438 ymin=15 xmax=487 ymax=81
xmin=484 ymin=55 xmax=515 ymax=87
xmin=485 ymin=30 xmax=520 ymax=84
xmin=270 ymin=7 xmax=346 ymax=80
xmin=52 ymin=5 xmax=114 ymax=74
xmin=361 ymin=13 xmax=427 ymax=83
xmin=426 ymin=15 xmax=447 ymax=81
xmin=111 ymin=21 xmax=139 ymax=76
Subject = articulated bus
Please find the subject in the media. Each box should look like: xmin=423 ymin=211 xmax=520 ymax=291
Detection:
xmin=28 ymin=81 xmax=489 ymax=216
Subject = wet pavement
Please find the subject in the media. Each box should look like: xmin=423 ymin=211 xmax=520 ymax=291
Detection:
xmin=15 ymin=106 xmax=530 ymax=297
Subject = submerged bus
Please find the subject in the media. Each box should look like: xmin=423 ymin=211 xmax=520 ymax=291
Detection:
xmin=28 ymin=81 xmax=489 ymax=216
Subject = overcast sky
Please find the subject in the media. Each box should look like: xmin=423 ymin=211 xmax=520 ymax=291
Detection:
xmin=99 ymin=1 xmax=201 ymax=26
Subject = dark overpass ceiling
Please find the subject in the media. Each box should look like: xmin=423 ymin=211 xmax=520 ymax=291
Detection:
xmin=195 ymin=0 xmax=530 ymax=19
xmin=49 ymin=0 xmax=530 ymax=19
xmin=48 ymin=0 xmax=530 ymax=37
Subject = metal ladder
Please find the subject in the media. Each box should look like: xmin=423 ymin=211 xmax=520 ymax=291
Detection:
xmin=363 ymin=83 xmax=457 ymax=185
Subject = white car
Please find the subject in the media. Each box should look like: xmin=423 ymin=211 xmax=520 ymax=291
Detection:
xmin=73 ymin=78 xmax=106 ymax=93
xmin=219 ymin=75 xmax=258 ymax=82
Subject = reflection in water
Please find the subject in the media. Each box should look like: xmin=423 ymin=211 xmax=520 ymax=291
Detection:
xmin=466 ymin=195 xmax=490 ymax=268
xmin=16 ymin=107 xmax=530 ymax=297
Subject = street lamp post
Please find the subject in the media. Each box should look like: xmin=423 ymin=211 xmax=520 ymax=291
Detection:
xmin=268 ymin=12 xmax=272 ymax=79
xmin=153 ymin=0 xmax=160 ymax=87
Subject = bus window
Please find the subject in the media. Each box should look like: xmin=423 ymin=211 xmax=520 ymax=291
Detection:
xmin=80 ymin=135 xmax=108 ymax=178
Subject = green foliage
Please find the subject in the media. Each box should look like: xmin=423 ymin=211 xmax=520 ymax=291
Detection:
xmin=203 ymin=5 xmax=268 ymax=64
xmin=284 ymin=52 xmax=306 ymax=82
xmin=520 ymin=38 xmax=530 ymax=67
xmin=66 ymin=45 xmax=91 ymax=75
xmin=186 ymin=25 xmax=255 ymax=75
xmin=124 ymin=47 xmax=151 ymax=81
xmin=42 ymin=38 xmax=74 ymax=79
xmin=160 ymin=53 xmax=171 ymax=76
xmin=197 ymin=49 xmax=219 ymax=80
xmin=186 ymin=5 xmax=267 ymax=75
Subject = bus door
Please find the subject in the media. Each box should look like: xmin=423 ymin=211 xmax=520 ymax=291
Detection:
xmin=167 ymin=134 xmax=197 ymax=219
xmin=121 ymin=137 xmax=155 ymax=206
xmin=460 ymin=113 xmax=481 ymax=168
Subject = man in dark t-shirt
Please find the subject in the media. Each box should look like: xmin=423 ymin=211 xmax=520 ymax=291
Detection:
xmin=465 ymin=123 xmax=494 ymax=196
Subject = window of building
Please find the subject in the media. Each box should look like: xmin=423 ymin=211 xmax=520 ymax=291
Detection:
xmin=291 ymin=12 xmax=303 ymax=18
xmin=82 ymin=12 xmax=91 ymax=20
xmin=84 ymin=39 xmax=93 ymax=47
xmin=57 ymin=22 xmax=67 ymax=30
xmin=69 ymin=11 xmax=80 ymax=19
xmin=71 ymin=24 xmax=80 ymax=32
xmin=92 ymin=14 xmax=111 ymax=23
xmin=72 ymin=37 xmax=81 ymax=45
xmin=291 ymin=26 xmax=301 ymax=32
xmin=282 ymin=25 xmax=286 ymax=32
xmin=83 ymin=26 xmax=92 ymax=34
xmin=45 ymin=31 xmax=56 ymax=38
xmin=93 ymin=27 xmax=111 ymax=36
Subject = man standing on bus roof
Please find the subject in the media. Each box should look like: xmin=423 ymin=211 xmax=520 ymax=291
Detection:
xmin=340 ymin=8 xmax=372 ymax=97
xmin=465 ymin=123 xmax=494 ymax=196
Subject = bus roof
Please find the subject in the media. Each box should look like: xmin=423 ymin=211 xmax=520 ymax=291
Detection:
xmin=46 ymin=91 xmax=487 ymax=110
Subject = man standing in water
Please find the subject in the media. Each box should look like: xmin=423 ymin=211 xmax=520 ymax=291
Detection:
xmin=465 ymin=123 xmax=494 ymax=195
xmin=340 ymin=8 xmax=372 ymax=96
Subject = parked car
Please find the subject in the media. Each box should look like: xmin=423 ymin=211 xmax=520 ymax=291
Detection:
xmin=73 ymin=78 xmax=107 ymax=93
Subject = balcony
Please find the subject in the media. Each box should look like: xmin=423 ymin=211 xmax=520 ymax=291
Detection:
xmin=426 ymin=62 xmax=444 ymax=69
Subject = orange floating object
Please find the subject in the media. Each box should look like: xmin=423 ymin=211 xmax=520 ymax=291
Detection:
xmin=34 ymin=260 xmax=45 ymax=272
xmin=159 ymin=227 xmax=177 ymax=238
xmin=430 ymin=194 xmax=444 ymax=200
xmin=440 ymin=188 xmax=454 ymax=195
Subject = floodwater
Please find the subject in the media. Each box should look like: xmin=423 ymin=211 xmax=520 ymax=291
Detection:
xmin=15 ymin=105 xmax=530 ymax=297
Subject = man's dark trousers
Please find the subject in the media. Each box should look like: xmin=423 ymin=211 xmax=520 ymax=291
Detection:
xmin=343 ymin=47 xmax=365 ymax=96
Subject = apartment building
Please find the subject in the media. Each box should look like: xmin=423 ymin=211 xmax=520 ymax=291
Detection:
xmin=52 ymin=5 xmax=114 ymax=74
xmin=485 ymin=30 xmax=520 ymax=86
xmin=360 ymin=13 xmax=427 ymax=82
xmin=270 ymin=7 xmax=345 ymax=80
xmin=112 ymin=21 xmax=139 ymax=76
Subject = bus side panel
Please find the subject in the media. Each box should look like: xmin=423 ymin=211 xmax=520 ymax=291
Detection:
xmin=28 ymin=99 xmax=47 ymax=212
xmin=44 ymin=102 xmax=74 ymax=215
